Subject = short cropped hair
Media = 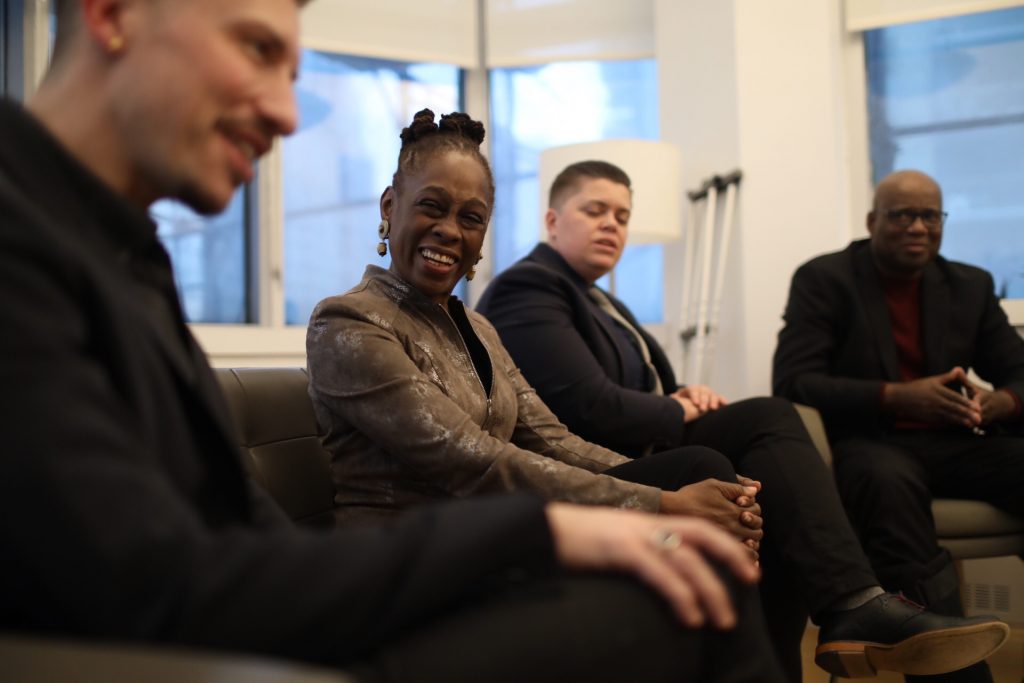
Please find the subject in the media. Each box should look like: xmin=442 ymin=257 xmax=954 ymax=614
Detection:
xmin=548 ymin=160 xmax=632 ymax=209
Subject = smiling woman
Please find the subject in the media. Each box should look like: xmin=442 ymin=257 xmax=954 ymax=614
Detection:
xmin=378 ymin=112 xmax=491 ymax=307
xmin=302 ymin=111 xmax=759 ymax=538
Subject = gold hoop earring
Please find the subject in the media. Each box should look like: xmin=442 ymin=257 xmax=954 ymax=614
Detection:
xmin=376 ymin=218 xmax=390 ymax=257
xmin=466 ymin=255 xmax=482 ymax=281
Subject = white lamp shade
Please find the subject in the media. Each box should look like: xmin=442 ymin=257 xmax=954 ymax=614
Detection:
xmin=537 ymin=140 xmax=682 ymax=245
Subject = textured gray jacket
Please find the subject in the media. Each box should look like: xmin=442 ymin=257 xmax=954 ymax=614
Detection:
xmin=307 ymin=266 xmax=660 ymax=523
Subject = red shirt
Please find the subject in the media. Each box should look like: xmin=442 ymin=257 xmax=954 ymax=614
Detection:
xmin=880 ymin=274 xmax=932 ymax=429
xmin=878 ymin=273 xmax=1021 ymax=426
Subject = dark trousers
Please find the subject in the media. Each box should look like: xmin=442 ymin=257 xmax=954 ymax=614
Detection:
xmin=362 ymin=571 xmax=786 ymax=683
xmin=833 ymin=430 xmax=1024 ymax=683
xmin=834 ymin=430 xmax=1024 ymax=590
xmin=611 ymin=398 xmax=879 ymax=682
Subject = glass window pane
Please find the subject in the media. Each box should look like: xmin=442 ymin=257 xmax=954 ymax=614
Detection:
xmin=1 ymin=0 xmax=7 ymax=97
xmin=489 ymin=59 xmax=663 ymax=322
xmin=866 ymin=7 xmax=1024 ymax=297
xmin=153 ymin=191 xmax=249 ymax=323
xmin=283 ymin=51 xmax=461 ymax=326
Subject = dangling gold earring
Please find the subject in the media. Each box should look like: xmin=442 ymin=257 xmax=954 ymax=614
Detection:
xmin=376 ymin=218 xmax=390 ymax=257
xmin=466 ymin=255 xmax=482 ymax=281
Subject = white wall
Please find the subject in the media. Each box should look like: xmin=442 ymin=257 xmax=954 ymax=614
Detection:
xmin=656 ymin=0 xmax=867 ymax=399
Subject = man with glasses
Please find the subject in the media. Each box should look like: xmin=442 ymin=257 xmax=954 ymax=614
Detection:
xmin=774 ymin=169 xmax=1024 ymax=683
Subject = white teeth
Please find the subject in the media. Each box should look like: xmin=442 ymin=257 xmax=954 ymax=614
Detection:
xmin=421 ymin=248 xmax=456 ymax=265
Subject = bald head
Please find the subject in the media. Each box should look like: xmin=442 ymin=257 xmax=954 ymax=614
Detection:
xmin=867 ymin=170 xmax=944 ymax=278
xmin=31 ymin=0 xmax=305 ymax=214
xmin=871 ymin=170 xmax=942 ymax=213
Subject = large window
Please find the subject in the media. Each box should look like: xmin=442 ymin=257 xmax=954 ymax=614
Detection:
xmin=153 ymin=193 xmax=250 ymax=323
xmin=489 ymin=59 xmax=663 ymax=322
xmin=282 ymin=51 xmax=461 ymax=325
xmin=866 ymin=6 xmax=1024 ymax=298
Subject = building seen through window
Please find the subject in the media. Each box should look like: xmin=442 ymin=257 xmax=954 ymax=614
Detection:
xmin=866 ymin=6 xmax=1024 ymax=298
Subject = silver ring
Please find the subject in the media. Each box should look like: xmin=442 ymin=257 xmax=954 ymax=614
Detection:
xmin=649 ymin=528 xmax=682 ymax=551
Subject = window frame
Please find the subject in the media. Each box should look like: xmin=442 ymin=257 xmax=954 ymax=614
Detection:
xmin=840 ymin=18 xmax=1024 ymax=326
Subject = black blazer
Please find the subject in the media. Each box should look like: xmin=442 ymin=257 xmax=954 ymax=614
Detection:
xmin=0 ymin=100 xmax=554 ymax=666
xmin=477 ymin=243 xmax=686 ymax=457
xmin=772 ymin=238 xmax=1024 ymax=440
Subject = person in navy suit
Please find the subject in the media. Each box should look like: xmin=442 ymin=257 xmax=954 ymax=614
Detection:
xmin=774 ymin=169 xmax=1024 ymax=682
xmin=478 ymin=160 xmax=1009 ymax=681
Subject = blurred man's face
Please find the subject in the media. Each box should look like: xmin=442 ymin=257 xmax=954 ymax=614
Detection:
xmin=116 ymin=0 xmax=301 ymax=213
xmin=867 ymin=171 xmax=944 ymax=278
xmin=545 ymin=177 xmax=632 ymax=284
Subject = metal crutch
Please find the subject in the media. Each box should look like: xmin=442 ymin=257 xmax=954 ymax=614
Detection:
xmin=701 ymin=170 xmax=742 ymax=384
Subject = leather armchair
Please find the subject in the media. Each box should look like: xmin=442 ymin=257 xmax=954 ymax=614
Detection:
xmin=214 ymin=367 xmax=336 ymax=529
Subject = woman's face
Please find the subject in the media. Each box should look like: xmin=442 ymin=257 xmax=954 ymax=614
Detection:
xmin=381 ymin=150 xmax=491 ymax=306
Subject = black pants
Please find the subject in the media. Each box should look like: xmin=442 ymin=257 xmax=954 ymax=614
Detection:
xmin=834 ymin=430 xmax=1024 ymax=590
xmin=611 ymin=398 xmax=879 ymax=682
xmin=833 ymin=429 xmax=1024 ymax=682
xmin=362 ymin=570 xmax=786 ymax=683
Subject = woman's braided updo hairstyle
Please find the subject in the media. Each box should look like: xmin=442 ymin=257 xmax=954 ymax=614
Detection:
xmin=391 ymin=109 xmax=495 ymax=209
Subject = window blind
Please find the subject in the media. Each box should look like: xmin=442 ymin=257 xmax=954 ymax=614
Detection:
xmin=846 ymin=0 xmax=1024 ymax=31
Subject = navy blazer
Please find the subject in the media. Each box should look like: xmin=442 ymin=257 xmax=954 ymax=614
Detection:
xmin=477 ymin=243 xmax=686 ymax=457
xmin=772 ymin=238 xmax=1024 ymax=440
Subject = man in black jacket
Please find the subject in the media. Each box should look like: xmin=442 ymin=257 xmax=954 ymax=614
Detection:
xmin=774 ymin=169 xmax=1024 ymax=682
xmin=0 ymin=2 xmax=789 ymax=682
xmin=478 ymin=160 xmax=1010 ymax=681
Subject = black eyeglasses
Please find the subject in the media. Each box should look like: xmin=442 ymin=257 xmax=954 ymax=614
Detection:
xmin=884 ymin=208 xmax=947 ymax=229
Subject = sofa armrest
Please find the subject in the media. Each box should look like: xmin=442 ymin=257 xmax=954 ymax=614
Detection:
xmin=793 ymin=403 xmax=833 ymax=468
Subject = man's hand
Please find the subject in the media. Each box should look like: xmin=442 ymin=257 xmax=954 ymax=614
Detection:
xmin=882 ymin=367 xmax=981 ymax=427
xmin=545 ymin=503 xmax=759 ymax=629
xmin=659 ymin=480 xmax=763 ymax=547
xmin=966 ymin=383 xmax=1017 ymax=425
xmin=672 ymin=385 xmax=728 ymax=416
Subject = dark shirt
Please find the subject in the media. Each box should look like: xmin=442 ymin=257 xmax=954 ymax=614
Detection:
xmin=0 ymin=100 xmax=188 ymax=348
xmin=591 ymin=303 xmax=650 ymax=392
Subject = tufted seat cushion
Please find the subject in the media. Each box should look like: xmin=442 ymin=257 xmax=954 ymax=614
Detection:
xmin=215 ymin=367 xmax=336 ymax=529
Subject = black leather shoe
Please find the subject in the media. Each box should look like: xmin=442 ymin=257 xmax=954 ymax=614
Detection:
xmin=815 ymin=593 xmax=1009 ymax=678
